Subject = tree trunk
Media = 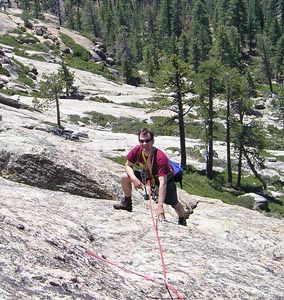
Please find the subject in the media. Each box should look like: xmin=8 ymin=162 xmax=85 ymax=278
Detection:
xmin=0 ymin=93 xmax=31 ymax=110
xmin=55 ymin=95 xmax=61 ymax=128
xmin=236 ymin=146 xmax=242 ymax=188
xmin=206 ymin=78 xmax=214 ymax=179
xmin=178 ymin=98 xmax=186 ymax=168
xmin=55 ymin=0 xmax=62 ymax=25
xmin=260 ymin=39 xmax=273 ymax=94
xmin=243 ymin=147 xmax=267 ymax=190
xmin=226 ymin=91 xmax=232 ymax=184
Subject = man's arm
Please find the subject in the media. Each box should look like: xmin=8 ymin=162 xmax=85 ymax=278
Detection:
xmin=156 ymin=175 xmax=167 ymax=221
xmin=125 ymin=160 xmax=143 ymax=189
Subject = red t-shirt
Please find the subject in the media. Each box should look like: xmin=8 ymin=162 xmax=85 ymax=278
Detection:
xmin=126 ymin=145 xmax=172 ymax=177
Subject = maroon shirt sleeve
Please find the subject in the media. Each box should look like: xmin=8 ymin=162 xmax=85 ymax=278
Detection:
xmin=126 ymin=145 xmax=143 ymax=164
xmin=155 ymin=149 xmax=172 ymax=177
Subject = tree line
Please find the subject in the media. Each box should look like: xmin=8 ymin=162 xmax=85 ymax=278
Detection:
xmin=17 ymin=0 xmax=284 ymax=190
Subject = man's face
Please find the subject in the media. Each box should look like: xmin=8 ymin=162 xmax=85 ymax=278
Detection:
xmin=139 ymin=133 xmax=154 ymax=152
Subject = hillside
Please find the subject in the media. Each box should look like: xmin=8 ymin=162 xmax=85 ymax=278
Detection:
xmin=0 ymin=8 xmax=284 ymax=300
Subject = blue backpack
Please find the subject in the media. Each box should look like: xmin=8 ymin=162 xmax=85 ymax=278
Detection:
xmin=168 ymin=159 xmax=183 ymax=188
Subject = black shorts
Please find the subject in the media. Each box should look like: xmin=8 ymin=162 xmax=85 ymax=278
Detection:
xmin=134 ymin=170 xmax=178 ymax=206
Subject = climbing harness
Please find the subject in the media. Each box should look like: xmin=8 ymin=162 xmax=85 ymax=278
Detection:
xmin=141 ymin=169 xmax=150 ymax=200
xmin=141 ymin=149 xmax=158 ymax=202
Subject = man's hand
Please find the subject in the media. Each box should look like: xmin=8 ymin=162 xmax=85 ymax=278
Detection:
xmin=156 ymin=205 xmax=165 ymax=222
xmin=131 ymin=176 xmax=143 ymax=190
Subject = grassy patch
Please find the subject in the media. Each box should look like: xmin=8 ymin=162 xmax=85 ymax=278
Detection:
xmin=0 ymin=66 xmax=10 ymax=77
xmin=0 ymin=34 xmax=49 ymax=53
xmin=266 ymin=196 xmax=284 ymax=218
xmin=58 ymin=33 xmax=115 ymax=80
xmin=120 ymin=101 xmax=149 ymax=109
xmin=90 ymin=96 xmax=113 ymax=103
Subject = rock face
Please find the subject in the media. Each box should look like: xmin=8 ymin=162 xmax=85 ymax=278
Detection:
xmin=0 ymin=103 xmax=284 ymax=300
xmin=0 ymin=128 xmax=119 ymax=199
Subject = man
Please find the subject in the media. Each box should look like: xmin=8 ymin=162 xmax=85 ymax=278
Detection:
xmin=113 ymin=127 xmax=187 ymax=226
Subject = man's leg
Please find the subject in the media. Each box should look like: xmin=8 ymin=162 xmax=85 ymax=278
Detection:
xmin=113 ymin=172 xmax=133 ymax=212
xmin=173 ymin=202 xmax=187 ymax=226
xmin=121 ymin=172 xmax=132 ymax=197
xmin=165 ymin=180 xmax=187 ymax=226
xmin=173 ymin=202 xmax=186 ymax=218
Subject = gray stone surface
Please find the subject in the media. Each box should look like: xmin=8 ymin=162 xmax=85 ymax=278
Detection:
xmin=0 ymin=99 xmax=284 ymax=300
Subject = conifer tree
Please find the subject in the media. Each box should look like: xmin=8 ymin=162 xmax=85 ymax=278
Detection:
xmin=38 ymin=72 xmax=64 ymax=128
xmin=188 ymin=0 xmax=212 ymax=72
xmin=32 ymin=0 xmax=41 ymax=19
xmin=81 ymin=0 xmax=100 ymax=37
xmin=153 ymin=54 xmax=193 ymax=168
xmin=227 ymin=0 xmax=248 ymax=48
xmin=195 ymin=58 xmax=222 ymax=179
xmin=221 ymin=67 xmax=240 ymax=184
xmin=20 ymin=0 xmax=32 ymax=27
xmin=274 ymin=35 xmax=284 ymax=81
xmin=247 ymin=0 xmax=262 ymax=52
xmin=58 ymin=59 xmax=77 ymax=98
xmin=64 ymin=0 xmax=76 ymax=29
xmin=210 ymin=24 xmax=240 ymax=68
xmin=275 ymin=83 xmax=284 ymax=137
xmin=256 ymin=33 xmax=274 ymax=94
xmin=157 ymin=0 xmax=173 ymax=41
xmin=212 ymin=0 xmax=230 ymax=27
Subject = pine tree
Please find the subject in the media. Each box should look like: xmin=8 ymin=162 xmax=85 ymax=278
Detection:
xmin=275 ymin=83 xmax=284 ymax=137
xmin=58 ymin=59 xmax=77 ymax=98
xmin=274 ymin=36 xmax=284 ymax=81
xmin=256 ymin=33 xmax=274 ymax=94
xmin=211 ymin=24 xmax=240 ymax=68
xmin=38 ymin=72 xmax=64 ymax=128
xmin=188 ymin=0 xmax=212 ymax=72
xmin=153 ymin=54 xmax=194 ymax=168
xmin=227 ymin=0 xmax=248 ymax=48
xmin=195 ymin=58 xmax=222 ymax=179
xmin=247 ymin=0 xmax=262 ymax=52
xmin=81 ymin=0 xmax=100 ymax=37
xmin=20 ymin=0 xmax=32 ymax=28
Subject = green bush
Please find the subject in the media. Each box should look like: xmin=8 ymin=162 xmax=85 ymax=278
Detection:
xmin=0 ymin=66 xmax=10 ymax=77
xmin=90 ymin=96 xmax=113 ymax=103
xmin=233 ymin=195 xmax=255 ymax=209
xmin=267 ymin=196 xmax=284 ymax=218
xmin=60 ymin=33 xmax=91 ymax=61
xmin=17 ymin=74 xmax=35 ymax=88
xmin=0 ymin=34 xmax=49 ymax=53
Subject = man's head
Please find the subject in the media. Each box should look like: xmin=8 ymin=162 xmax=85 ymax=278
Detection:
xmin=138 ymin=128 xmax=154 ymax=151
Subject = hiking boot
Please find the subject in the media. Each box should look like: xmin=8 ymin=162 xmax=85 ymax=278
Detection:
xmin=178 ymin=216 xmax=187 ymax=226
xmin=184 ymin=204 xmax=193 ymax=219
xmin=113 ymin=197 xmax=132 ymax=212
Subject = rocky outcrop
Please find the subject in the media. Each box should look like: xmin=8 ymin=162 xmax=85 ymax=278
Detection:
xmin=0 ymin=93 xmax=32 ymax=109
xmin=0 ymin=99 xmax=284 ymax=300
xmin=0 ymin=126 xmax=123 ymax=200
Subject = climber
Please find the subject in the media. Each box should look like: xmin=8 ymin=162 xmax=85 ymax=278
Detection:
xmin=113 ymin=127 xmax=187 ymax=226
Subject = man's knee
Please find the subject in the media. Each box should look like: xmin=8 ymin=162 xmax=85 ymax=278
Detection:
xmin=121 ymin=172 xmax=128 ymax=180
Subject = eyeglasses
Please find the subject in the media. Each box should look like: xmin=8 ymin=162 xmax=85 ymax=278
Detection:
xmin=139 ymin=138 xmax=152 ymax=144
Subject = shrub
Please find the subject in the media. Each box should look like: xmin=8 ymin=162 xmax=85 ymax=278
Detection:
xmin=0 ymin=66 xmax=10 ymax=77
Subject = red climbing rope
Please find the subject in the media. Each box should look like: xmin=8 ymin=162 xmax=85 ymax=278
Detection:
xmin=85 ymin=248 xmax=160 ymax=283
xmin=148 ymin=194 xmax=185 ymax=300
xmin=85 ymin=192 xmax=185 ymax=299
